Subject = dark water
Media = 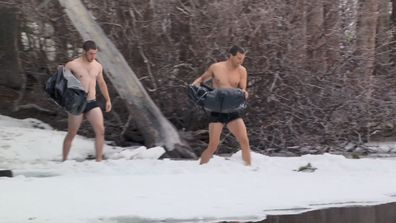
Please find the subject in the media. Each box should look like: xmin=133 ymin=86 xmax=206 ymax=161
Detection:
xmin=258 ymin=201 xmax=396 ymax=223
xmin=99 ymin=201 xmax=396 ymax=223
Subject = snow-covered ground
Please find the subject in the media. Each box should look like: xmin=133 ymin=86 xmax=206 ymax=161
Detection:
xmin=1 ymin=115 xmax=396 ymax=223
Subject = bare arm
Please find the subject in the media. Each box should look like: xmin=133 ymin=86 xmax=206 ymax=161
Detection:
xmin=192 ymin=64 xmax=214 ymax=86
xmin=239 ymin=67 xmax=249 ymax=99
xmin=97 ymin=66 xmax=112 ymax=112
xmin=64 ymin=61 xmax=79 ymax=79
xmin=64 ymin=61 xmax=73 ymax=71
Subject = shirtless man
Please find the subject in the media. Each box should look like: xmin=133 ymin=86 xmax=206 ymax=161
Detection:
xmin=62 ymin=40 xmax=112 ymax=162
xmin=192 ymin=45 xmax=251 ymax=166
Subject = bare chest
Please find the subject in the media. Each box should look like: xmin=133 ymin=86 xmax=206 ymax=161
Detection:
xmin=72 ymin=66 xmax=99 ymax=81
xmin=212 ymin=69 xmax=241 ymax=88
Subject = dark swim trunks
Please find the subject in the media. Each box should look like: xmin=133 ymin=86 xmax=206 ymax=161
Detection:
xmin=83 ymin=100 xmax=99 ymax=114
xmin=209 ymin=111 xmax=241 ymax=124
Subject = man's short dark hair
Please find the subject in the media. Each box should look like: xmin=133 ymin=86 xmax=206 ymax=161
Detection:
xmin=228 ymin=45 xmax=246 ymax=56
xmin=82 ymin=40 xmax=97 ymax=51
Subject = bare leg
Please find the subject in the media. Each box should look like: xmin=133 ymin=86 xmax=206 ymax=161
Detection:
xmin=63 ymin=114 xmax=83 ymax=161
xmin=227 ymin=118 xmax=251 ymax=166
xmin=200 ymin=122 xmax=224 ymax=164
xmin=85 ymin=107 xmax=105 ymax=162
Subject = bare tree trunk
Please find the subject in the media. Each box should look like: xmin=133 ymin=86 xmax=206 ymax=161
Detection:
xmin=57 ymin=0 xmax=196 ymax=158
xmin=375 ymin=0 xmax=391 ymax=75
xmin=0 ymin=7 xmax=24 ymax=90
xmin=324 ymin=0 xmax=341 ymax=72
xmin=286 ymin=0 xmax=307 ymax=66
xmin=391 ymin=0 xmax=396 ymax=64
xmin=355 ymin=0 xmax=378 ymax=77
xmin=306 ymin=0 xmax=326 ymax=74
xmin=355 ymin=0 xmax=379 ymax=142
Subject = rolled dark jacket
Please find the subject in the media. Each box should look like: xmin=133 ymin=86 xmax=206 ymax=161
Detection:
xmin=45 ymin=66 xmax=87 ymax=115
xmin=187 ymin=84 xmax=213 ymax=106
xmin=203 ymin=88 xmax=246 ymax=113
xmin=187 ymin=85 xmax=246 ymax=113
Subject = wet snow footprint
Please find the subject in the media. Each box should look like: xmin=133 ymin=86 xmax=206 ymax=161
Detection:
xmin=0 ymin=130 xmax=23 ymax=140
xmin=1 ymin=144 xmax=11 ymax=150
xmin=13 ymin=171 xmax=60 ymax=178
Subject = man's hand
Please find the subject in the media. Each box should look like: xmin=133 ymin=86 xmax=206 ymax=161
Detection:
xmin=242 ymin=89 xmax=249 ymax=99
xmin=191 ymin=80 xmax=201 ymax=87
xmin=105 ymin=100 xmax=112 ymax=112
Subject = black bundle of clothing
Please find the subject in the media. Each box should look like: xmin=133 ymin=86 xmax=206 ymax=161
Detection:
xmin=44 ymin=66 xmax=87 ymax=115
xmin=187 ymin=84 xmax=246 ymax=113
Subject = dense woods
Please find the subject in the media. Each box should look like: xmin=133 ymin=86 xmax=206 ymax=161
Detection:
xmin=1 ymin=0 xmax=396 ymax=156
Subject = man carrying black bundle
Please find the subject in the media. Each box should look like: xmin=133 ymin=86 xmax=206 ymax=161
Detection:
xmin=62 ymin=40 xmax=112 ymax=162
xmin=191 ymin=45 xmax=251 ymax=166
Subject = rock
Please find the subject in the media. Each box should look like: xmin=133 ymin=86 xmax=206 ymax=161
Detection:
xmin=0 ymin=170 xmax=13 ymax=177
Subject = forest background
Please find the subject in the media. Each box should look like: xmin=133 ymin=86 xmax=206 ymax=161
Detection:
xmin=1 ymin=0 xmax=396 ymax=157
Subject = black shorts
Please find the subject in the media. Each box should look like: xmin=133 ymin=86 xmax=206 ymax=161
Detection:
xmin=209 ymin=112 xmax=241 ymax=124
xmin=83 ymin=100 xmax=99 ymax=114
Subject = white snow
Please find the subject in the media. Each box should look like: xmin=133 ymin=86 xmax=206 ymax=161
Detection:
xmin=1 ymin=115 xmax=396 ymax=223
